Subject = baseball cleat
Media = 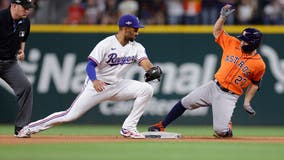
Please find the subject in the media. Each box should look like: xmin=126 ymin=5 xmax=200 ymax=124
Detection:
xmin=15 ymin=126 xmax=32 ymax=138
xmin=148 ymin=121 xmax=165 ymax=132
xmin=120 ymin=128 xmax=145 ymax=139
xmin=213 ymin=132 xmax=233 ymax=138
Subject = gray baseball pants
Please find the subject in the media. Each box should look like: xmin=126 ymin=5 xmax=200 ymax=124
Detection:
xmin=0 ymin=60 xmax=33 ymax=132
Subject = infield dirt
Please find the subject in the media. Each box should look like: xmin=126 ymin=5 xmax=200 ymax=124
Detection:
xmin=1 ymin=135 xmax=284 ymax=144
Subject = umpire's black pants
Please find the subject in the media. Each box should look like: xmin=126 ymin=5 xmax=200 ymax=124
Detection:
xmin=0 ymin=60 xmax=33 ymax=134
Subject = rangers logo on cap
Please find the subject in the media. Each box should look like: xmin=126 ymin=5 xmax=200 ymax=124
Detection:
xmin=118 ymin=14 xmax=144 ymax=28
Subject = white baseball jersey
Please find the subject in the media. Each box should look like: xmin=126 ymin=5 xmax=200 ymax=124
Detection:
xmin=88 ymin=35 xmax=148 ymax=84
xmin=24 ymin=35 xmax=154 ymax=136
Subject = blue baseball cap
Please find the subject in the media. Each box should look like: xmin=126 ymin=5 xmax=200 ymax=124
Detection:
xmin=118 ymin=14 xmax=144 ymax=28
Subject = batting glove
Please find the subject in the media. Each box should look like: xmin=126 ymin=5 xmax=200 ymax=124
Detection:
xmin=220 ymin=4 xmax=235 ymax=19
xmin=243 ymin=104 xmax=256 ymax=118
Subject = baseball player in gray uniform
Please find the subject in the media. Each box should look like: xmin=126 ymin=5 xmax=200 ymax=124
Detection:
xmin=18 ymin=14 xmax=162 ymax=139
xmin=148 ymin=4 xmax=265 ymax=138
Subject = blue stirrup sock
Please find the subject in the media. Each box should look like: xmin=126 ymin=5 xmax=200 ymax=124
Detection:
xmin=162 ymin=100 xmax=186 ymax=128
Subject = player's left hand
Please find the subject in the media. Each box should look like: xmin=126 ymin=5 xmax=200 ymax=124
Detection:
xmin=17 ymin=49 xmax=25 ymax=61
xmin=144 ymin=66 xmax=163 ymax=82
xmin=243 ymin=104 xmax=256 ymax=117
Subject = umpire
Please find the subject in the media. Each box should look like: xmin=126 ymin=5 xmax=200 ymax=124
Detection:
xmin=0 ymin=0 xmax=33 ymax=137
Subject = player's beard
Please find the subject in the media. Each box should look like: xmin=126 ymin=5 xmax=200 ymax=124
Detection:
xmin=241 ymin=44 xmax=255 ymax=53
xmin=127 ymin=35 xmax=136 ymax=42
xmin=125 ymin=30 xmax=136 ymax=42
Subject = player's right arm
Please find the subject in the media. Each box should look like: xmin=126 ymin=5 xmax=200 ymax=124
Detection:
xmin=213 ymin=4 xmax=235 ymax=38
xmin=86 ymin=37 xmax=111 ymax=92
xmin=86 ymin=60 xmax=106 ymax=92
xmin=213 ymin=16 xmax=226 ymax=38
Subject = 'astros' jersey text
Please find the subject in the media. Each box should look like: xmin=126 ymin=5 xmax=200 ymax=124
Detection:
xmin=214 ymin=30 xmax=266 ymax=95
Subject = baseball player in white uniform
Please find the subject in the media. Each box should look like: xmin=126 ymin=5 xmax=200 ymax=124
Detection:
xmin=18 ymin=14 xmax=162 ymax=139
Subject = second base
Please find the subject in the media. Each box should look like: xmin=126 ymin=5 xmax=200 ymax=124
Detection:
xmin=141 ymin=132 xmax=182 ymax=139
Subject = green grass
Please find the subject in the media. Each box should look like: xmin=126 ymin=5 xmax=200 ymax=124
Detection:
xmin=0 ymin=142 xmax=283 ymax=160
xmin=1 ymin=124 xmax=284 ymax=160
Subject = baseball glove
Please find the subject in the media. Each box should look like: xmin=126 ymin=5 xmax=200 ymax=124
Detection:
xmin=144 ymin=66 xmax=163 ymax=82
